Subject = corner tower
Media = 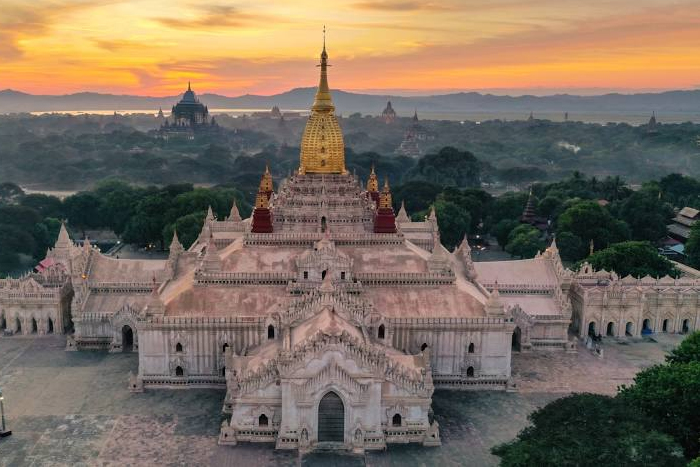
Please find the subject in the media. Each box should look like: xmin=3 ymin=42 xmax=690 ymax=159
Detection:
xmin=299 ymin=30 xmax=346 ymax=174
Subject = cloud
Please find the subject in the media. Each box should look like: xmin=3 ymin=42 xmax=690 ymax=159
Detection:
xmin=0 ymin=0 xmax=125 ymax=59
xmin=153 ymin=4 xmax=277 ymax=30
xmin=350 ymin=1 xmax=455 ymax=11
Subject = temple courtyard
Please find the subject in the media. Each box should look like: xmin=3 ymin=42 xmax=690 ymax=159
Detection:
xmin=0 ymin=334 xmax=683 ymax=466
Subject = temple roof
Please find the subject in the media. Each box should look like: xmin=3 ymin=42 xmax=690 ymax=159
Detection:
xmin=474 ymin=257 xmax=557 ymax=286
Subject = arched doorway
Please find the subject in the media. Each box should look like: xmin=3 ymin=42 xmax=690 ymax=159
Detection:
xmin=0 ymin=314 xmax=6 ymax=331
xmin=662 ymin=319 xmax=669 ymax=332
xmin=468 ymin=343 xmax=475 ymax=353
xmin=587 ymin=321 xmax=596 ymax=337
xmin=31 ymin=318 xmax=38 ymax=334
xmin=122 ymin=325 xmax=134 ymax=352
xmin=318 ymin=391 xmax=344 ymax=442
xmin=16 ymin=317 xmax=22 ymax=334
xmin=268 ymin=325 xmax=275 ymax=339
xmin=321 ymin=216 xmax=327 ymax=233
xmin=378 ymin=325 xmax=385 ymax=339
xmin=682 ymin=319 xmax=690 ymax=334
xmin=392 ymin=414 xmax=402 ymax=427
xmin=642 ymin=319 xmax=652 ymax=335
xmin=625 ymin=322 xmax=634 ymax=336
xmin=606 ymin=322 xmax=615 ymax=337
xmin=222 ymin=343 xmax=229 ymax=353
xmin=512 ymin=327 xmax=521 ymax=351
xmin=47 ymin=318 xmax=54 ymax=334
xmin=466 ymin=366 xmax=475 ymax=377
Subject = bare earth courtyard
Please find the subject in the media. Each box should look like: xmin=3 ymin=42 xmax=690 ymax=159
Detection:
xmin=0 ymin=334 xmax=683 ymax=467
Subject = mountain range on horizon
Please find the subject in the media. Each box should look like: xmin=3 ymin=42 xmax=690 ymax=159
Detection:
xmin=1 ymin=87 xmax=700 ymax=117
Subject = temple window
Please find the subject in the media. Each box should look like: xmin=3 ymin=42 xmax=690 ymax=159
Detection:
xmin=175 ymin=366 xmax=184 ymax=376
xmin=176 ymin=342 xmax=183 ymax=352
xmin=421 ymin=343 xmax=428 ymax=351
xmin=259 ymin=414 xmax=268 ymax=427
xmin=467 ymin=366 xmax=474 ymax=377
xmin=468 ymin=343 xmax=475 ymax=353
xmin=304 ymin=271 xmax=308 ymax=279
xmin=341 ymin=271 xmax=346 ymax=280
xmin=268 ymin=325 xmax=275 ymax=339
xmin=392 ymin=414 xmax=402 ymax=427
xmin=222 ymin=343 xmax=229 ymax=353
xmin=378 ymin=325 xmax=385 ymax=339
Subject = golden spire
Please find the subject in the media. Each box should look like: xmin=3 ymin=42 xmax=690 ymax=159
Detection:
xmin=299 ymin=28 xmax=346 ymax=175
xmin=379 ymin=176 xmax=392 ymax=209
xmin=366 ymin=164 xmax=379 ymax=192
xmin=312 ymin=25 xmax=334 ymax=112
xmin=260 ymin=163 xmax=274 ymax=194
xmin=255 ymin=191 xmax=269 ymax=209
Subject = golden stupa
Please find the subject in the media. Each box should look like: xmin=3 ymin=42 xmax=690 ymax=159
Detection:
xmin=299 ymin=32 xmax=346 ymax=174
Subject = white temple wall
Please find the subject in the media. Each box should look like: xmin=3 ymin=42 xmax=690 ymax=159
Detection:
xmin=137 ymin=324 xmax=262 ymax=385
xmin=390 ymin=326 xmax=511 ymax=380
xmin=570 ymin=286 xmax=699 ymax=338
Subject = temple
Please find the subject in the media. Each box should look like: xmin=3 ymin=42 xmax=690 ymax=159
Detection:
xmin=159 ymin=82 xmax=219 ymax=138
xmin=1 ymin=35 xmax=698 ymax=454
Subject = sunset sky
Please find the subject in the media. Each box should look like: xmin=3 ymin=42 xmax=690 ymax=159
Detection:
xmin=1 ymin=0 xmax=699 ymax=96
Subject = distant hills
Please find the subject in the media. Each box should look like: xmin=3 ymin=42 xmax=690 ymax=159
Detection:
xmin=1 ymin=87 xmax=699 ymax=117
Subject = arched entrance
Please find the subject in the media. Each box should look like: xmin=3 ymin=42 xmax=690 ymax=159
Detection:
xmin=587 ymin=321 xmax=596 ymax=337
xmin=122 ymin=325 xmax=134 ymax=352
xmin=625 ymin=322 xmax=634 ymax=336
xmin=606 ymin=322 xmax=615 ymax=336
xmin=512 ymin=327 xmax=521 ymax=351
xmin=682 ymin=319 xmax=690 ymax=333
xmin=47 ymin=318 xmax=54 ymax=334
xmin=321 ymin=216 xmax=327 ymax=233
xmin=318 ymin=391 xmax=344 ymax=443
xmin=662 ymin=319 xmax=669 ymax=332
xmin=0 ymin=314 xmax=6 ymax=331
xmin=642 ymin=319 xmax=652 ymax=335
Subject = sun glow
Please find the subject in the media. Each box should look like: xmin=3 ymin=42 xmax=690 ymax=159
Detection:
xmin=1 ymin=0 xmax=699 ymax=96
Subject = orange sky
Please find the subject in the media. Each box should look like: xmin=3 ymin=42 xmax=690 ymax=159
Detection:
xmin=1 ymin=0 xmax=699 ymax=96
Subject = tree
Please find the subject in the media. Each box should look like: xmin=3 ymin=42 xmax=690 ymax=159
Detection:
xmin=63 ymin=192 xmax=104 ymax=234
xmin=505 ymin=224 xmax=544 ymax=259
xmin=492 ymin=219 xmax=520 ymax=251
xmin=405 ymin=147 xmax=482 ymax=187
xmin=685 ymin=221 xmax=700 ymax=268
xmin=492 ymin=393 xmax=685 ymax=467
xmin=555 ymin=231 xmax=584 ymax=261
xmin=614 ymin=189 xmax=673 ymax=242
xmin=391 ymin=181 xmax=443 ymax=214
xmin=556 ymin=200 xmax=629 ymax=261
xmin=584 ymin=241 xmax=679 ymax=278
xmin=619 ymin=362 xmax=700 ymax=458
xmin=163 ymin=212 xmax=206 ymax=250
xmin=19 ymin=194 xmax=64 ymax=219
xmin=666 ymin=331 xmax=700 ymax=364
xmin=435 ymin=200 xmax=471 ymax=250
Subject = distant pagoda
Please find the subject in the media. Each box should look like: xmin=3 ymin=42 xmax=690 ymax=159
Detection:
xmin=381 ymin=101 xmax=397 ymax=124
xmin=159 ymin=82 xmax=218 ymax=138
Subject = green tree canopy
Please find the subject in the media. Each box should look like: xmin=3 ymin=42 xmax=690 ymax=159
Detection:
xmin=685 ymin=221 xmax=700 ymax=269
xmin=619 ymin=361 xmax=700 ymax=458
xmin=666 ymin=331 xmax=700 ymax=364
xmin=505 ymin=224 xmax=544 ymax=259
xmin=614 ymin=189 xmax=673 ymax=242
xmin=492 ymin=393 xmax=685 ymax=467
xmin=556 ymin=200 xmax=629 ymax=261
xmin=583 ymin=241 xmax=679 ymax=278
xmin=492 ymin=219 xmax=520 ymax=251
xmin=435 ymin=199 xmax=471 ymax=250
xmin=405 ymin=147 xmax=482 ymax=188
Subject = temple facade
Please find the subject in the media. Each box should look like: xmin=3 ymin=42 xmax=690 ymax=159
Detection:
xmin=1 ymin=38 xmax=698 ymax=454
